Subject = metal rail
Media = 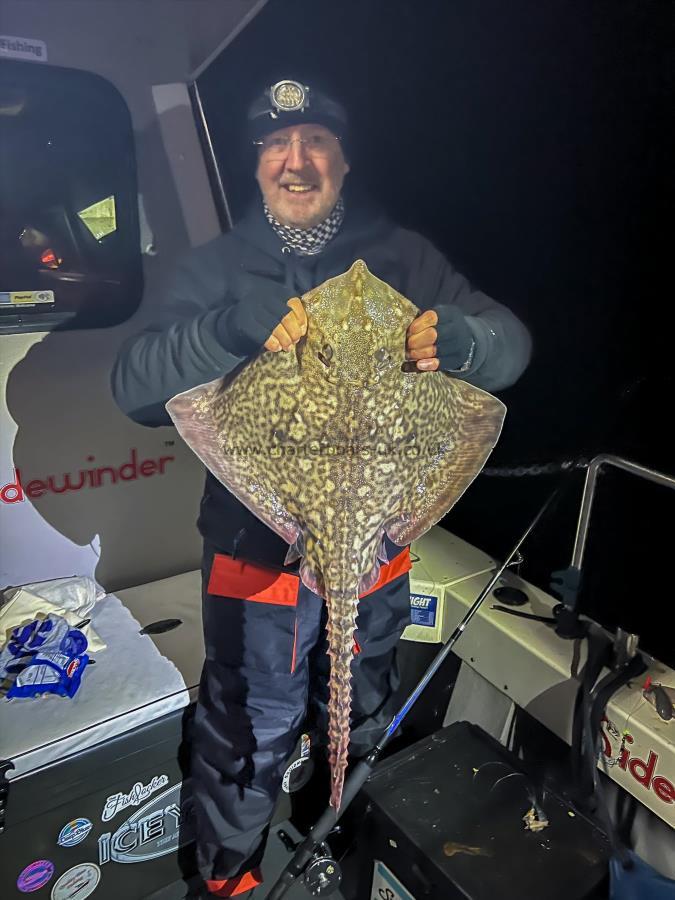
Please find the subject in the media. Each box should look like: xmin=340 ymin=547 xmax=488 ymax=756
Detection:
xmin=572 ymin=454 xmax=675 ymax=570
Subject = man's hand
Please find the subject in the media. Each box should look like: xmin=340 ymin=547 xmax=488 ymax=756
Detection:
xmin=219 ymin=278 xmax=297 ymax=357
xmin=406 ymin=310 xmax=439 ymax=371
xmin=264 ymin=298 xmax=307 ymax=352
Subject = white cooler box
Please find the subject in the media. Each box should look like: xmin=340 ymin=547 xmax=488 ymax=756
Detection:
xmin=0 ymin=572 xmax=205 ymax=900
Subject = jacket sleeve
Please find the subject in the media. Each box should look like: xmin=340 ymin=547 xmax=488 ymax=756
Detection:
xmin=408 ymin=234 xmax=532 ymax=392
xmin=111 ymin=246 xmax=244 ymax=427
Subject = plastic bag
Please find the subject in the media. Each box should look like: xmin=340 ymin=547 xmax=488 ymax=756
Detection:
xmin=0 ymin=576 xmax=107 ymax=652
xmin=2 ymin=575 xmax=105 ymax=617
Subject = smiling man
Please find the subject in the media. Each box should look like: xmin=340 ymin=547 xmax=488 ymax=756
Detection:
xmin=112 ymin=78 xmax=531 ymax=897
xmin=257 ymin=123 xmax=347 ymax=228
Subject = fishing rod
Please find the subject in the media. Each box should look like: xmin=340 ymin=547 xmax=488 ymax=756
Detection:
xmin=265 ymin=486 xmax=560 ymax=899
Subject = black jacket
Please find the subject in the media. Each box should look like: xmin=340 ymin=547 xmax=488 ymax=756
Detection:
xmin=111 ymin=195 xmax=531 ymax=565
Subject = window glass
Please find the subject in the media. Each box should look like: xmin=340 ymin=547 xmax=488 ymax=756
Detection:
xmin=0 ymin=60 xmax=142 ymax=332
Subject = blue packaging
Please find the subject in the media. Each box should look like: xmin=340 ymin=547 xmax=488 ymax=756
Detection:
xmin=0 ymin=613 xmax=90 ymax=699
xmin=6 ymin=650 xmax=89 ymax=699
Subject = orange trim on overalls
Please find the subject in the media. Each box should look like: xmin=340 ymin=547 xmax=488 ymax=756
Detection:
xmin=208 ymin=548 xmax=413 ymax=670
xmin=291 ymin=618 xmax=299 ymax=673
xmin=359 ymin=547 xmax=412 ymax=597
xmin=208 ymin=556 xmax=300 ymax=606
xmin=205 ymin=866 xmax=263 ymax=896
xmin=208 ymin=547 xmax=412 ymax=606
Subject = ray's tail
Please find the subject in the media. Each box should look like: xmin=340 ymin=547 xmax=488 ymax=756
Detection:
xmin=324 ymin=589 xmax=360 ymax=810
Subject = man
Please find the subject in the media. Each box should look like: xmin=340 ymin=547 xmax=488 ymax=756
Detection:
xmin=111 ymin=78 xmax=531 ymax=897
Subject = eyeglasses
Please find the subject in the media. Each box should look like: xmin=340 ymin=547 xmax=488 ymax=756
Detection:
xmin=253 ymin=134 xmax=340 ymax=160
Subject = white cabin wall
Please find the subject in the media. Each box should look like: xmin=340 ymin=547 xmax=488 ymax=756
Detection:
xmin=0 ymin=0 xmax=265 ymax=591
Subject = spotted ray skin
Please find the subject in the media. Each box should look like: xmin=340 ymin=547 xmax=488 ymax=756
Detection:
xmin=166 ymin=260 xmax=506 ymax=810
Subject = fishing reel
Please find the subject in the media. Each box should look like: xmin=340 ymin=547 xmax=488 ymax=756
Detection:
xmin=276 ymin=829 xmax=343 ymax=896
xmin=304 ymin=846 xmax=342 ymax=897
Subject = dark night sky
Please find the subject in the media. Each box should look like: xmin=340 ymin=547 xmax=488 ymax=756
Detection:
xmin=198 ymin=0 xmax=674 ymax=662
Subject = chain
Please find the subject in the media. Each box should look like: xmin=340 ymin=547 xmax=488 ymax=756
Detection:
xmin=481 ymin=457 xmax=591 ymax=478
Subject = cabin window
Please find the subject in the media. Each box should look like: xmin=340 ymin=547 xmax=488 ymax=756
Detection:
xmin=0 ymin=59 xmax=142 ymax=332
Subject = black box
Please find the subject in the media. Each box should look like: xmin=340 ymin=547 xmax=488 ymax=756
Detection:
xmin=0 ymin=709 xmax=197 ymax=900
xmin=341 ymin=721 xmax=610 ymax=900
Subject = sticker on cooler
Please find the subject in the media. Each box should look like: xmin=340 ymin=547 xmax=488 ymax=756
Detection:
xmin=371 ymin=860 xmax=417 ymax=900
xmin=57 ymin=818 xmax=93 ymax=848
xmin=101 ymin=774 xmax=169 ymax=821
xmin=17 ymin=860 xmax=55 ymax=893
xmin=409 ymin=593 xmax=438 ymax=628
xmin=51 ymin=863 xmax=100 ymax=900
xmin=98 ymin=782 xmax=192 ymax=865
